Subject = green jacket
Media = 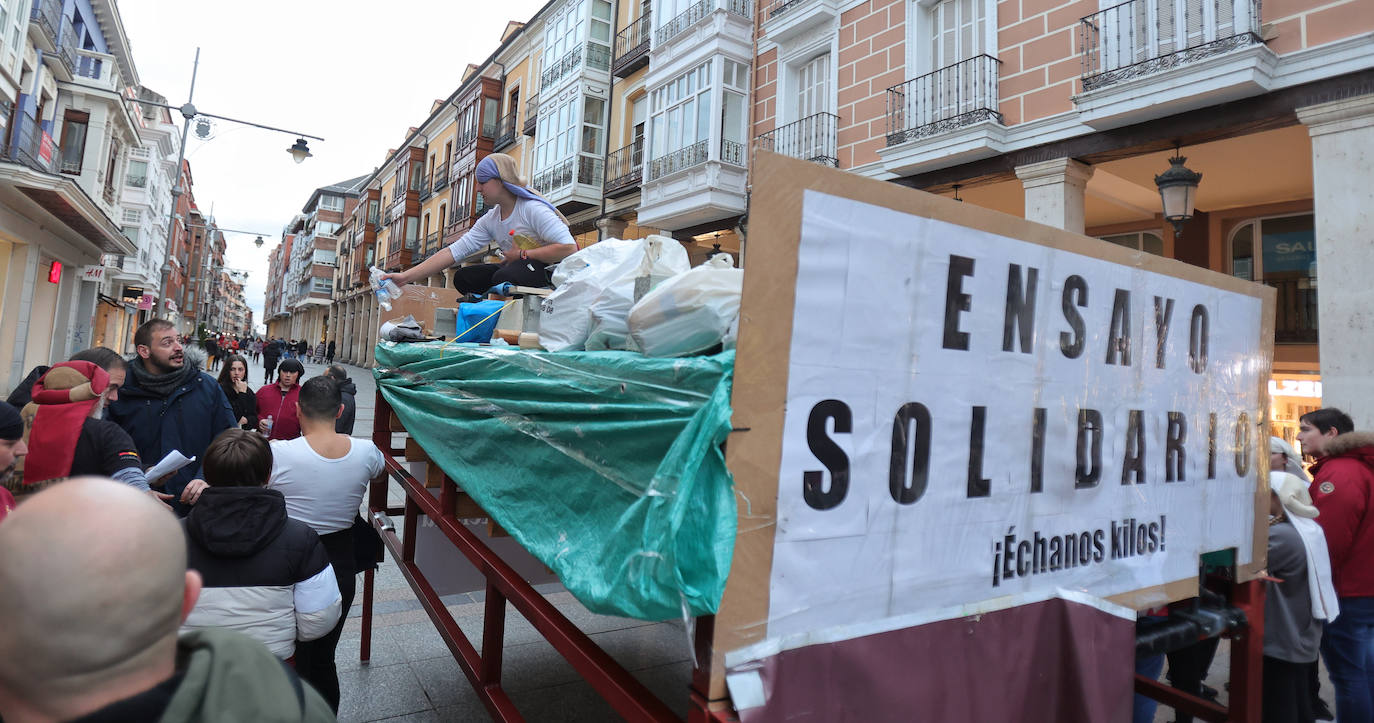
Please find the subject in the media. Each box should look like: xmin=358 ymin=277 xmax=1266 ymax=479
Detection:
xmin=161 ymin=628 xmax=335 ymax=722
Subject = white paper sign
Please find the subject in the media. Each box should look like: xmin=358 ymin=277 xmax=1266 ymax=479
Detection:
xmin=767 ymin=191 xmax=1265 ymax=639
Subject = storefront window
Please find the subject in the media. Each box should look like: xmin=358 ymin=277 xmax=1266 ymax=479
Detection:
xmin=1228 ymin=214 xmax=1316 ymax=343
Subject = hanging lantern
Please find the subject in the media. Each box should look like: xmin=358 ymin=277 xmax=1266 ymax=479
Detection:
xmin=1154 ymin=146 xmax=1202 ymax=237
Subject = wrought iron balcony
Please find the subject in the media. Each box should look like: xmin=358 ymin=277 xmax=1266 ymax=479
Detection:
xmin=755 ymin=112 xmax=838 ymax=166
xmin=523 ymin=93 xmax=539 ymax=135
xmin=29 ymin=0 xmax=60 ymax=47
xmin=432 ymin=162 xmax=448 ymax=192
xmin=4 ymin=114 xmax=53 ymax=174
xmin=1079 ymin=0 xmax=1261 ymax=92
xmin=542 ymin=43 xmax=611 ymax=91
xmin=457 ymin=127 xmax=477 ymax=148
xmin=493 ymin=111 xmax=518 ymax=150
xmin=604 ymin=139 xmax=644 ymax=197
xmin=532 ymin=155 xmax=603 ymax=195
xmin=1268 ymin=277 xmax=1319 ymax=344
xmin=720 ymin=139 xmax=744 ymax=166
xmin=52 ymin=24 xmax=77 ymax=77
xmin=657 ymin=0 xmax=750 ymax=45
xmin=612 ymin=14 xmax=651 ymax=78
xmin=649 ymin=139 xmax=708 ymax=181
xmin=885 ymin=54 xmax=1001 ymax=146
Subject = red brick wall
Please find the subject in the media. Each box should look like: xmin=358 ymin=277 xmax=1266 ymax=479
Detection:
xmin=835 ymin=0 xmax=907 ymax=168
xmin=1265 ymin=0 xmax=1374 ymax=55
xmin=998 ymin=0 xmax=1093 ymax=125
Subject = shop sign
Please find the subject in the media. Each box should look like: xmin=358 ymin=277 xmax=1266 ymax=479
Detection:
xmin=766 ymin=190 xmax=1270 ymax=637
xmin=1261 ymin=230 xmax=1316 ymax=274
xmin=138 ymin=293 xmax=154 ymax=310
xmin=38 ymin=130 xmax=54 ymax=165
xmin=81 ymin=264 xmax=105 ymax=282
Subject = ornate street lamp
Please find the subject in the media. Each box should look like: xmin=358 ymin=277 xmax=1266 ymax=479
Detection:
xmin=1155 ymin=144 xmax=1202 ymax=237
xmin=287 ymin=138 xmax=313 ymax=164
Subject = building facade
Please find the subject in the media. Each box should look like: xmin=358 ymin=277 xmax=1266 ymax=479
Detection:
xmin=263 ymin=176 xmax=363 ymax=346
xmin=748 ymin=0 xmax=1374 ymax=434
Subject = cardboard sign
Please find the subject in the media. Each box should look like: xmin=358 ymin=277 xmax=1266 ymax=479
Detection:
xmin=711 ymin=152 xmax=1274 ymax=700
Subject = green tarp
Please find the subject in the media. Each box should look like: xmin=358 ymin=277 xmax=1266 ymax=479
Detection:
xmin=374 ymin=342 xmax=737 ymax=621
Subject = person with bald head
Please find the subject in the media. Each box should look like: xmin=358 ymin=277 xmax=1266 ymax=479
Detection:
xmin=0 ymin=477 xmax=334 ymax=722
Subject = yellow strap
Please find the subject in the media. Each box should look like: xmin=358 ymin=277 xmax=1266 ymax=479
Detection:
xmin=439 ymin=299 xmax=518 ymax=358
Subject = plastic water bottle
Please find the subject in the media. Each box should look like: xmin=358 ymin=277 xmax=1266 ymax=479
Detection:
xmin=262 ymin=415 xmax=273 ymax=437
xmin=370 ymin=266 xmax=401 ymax=311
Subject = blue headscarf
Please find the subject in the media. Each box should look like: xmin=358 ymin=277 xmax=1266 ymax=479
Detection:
xmin=475 ymin=156 xmax=561 ymax=218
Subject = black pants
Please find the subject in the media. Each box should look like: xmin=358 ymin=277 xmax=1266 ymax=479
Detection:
xmin=1264 ymin=656 xmax=1316 ymax=723
xmin=1166 ymin=636 xmax=1221 ymax=723
xmin=451 ymin=260 xmax=552 ymax=295
xmin=294 ymin=530 xmax=356 ymax=712
xmin=263 ymin=359 xmax=277 ymax=384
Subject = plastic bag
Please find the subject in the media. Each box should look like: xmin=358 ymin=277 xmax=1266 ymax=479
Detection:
xmin=628 ymin=253 xmax=743 ymax=357
xmin=540 ymin=236 xmax=687 ymax=352
xmin=584 ymin=235 xmax=690 ymax=351
xmin=379 ymin=315 xmax=425 ymax=343
xmin=455 ymin=300 xmax=506 ymax=343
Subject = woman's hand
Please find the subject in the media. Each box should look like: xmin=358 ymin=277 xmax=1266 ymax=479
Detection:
xmin=378 ymin=270 xmax=408 ymax=288
xmin=234 ymin=380 xmax=248 ymax=394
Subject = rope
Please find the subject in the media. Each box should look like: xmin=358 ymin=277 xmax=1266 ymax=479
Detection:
xmin=439 ymin=299 xmax=518 ymax=358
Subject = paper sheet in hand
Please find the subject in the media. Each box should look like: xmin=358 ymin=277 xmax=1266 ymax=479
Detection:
xmin=145 ymin=451 xmax=195 ymax=482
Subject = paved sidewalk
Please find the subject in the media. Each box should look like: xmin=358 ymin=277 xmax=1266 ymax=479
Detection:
xmin=246 ymin=356 xmax=693 ymax=722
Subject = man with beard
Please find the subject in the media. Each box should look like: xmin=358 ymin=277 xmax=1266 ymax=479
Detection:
xmin=107 ymin=319 xmax=236 ymax=516
xmin=0 ymin=401 xmax=27 ymax=522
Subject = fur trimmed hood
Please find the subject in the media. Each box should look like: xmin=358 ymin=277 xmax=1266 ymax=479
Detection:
xmin=1324 ymin=430 xmax=1374 ymax=458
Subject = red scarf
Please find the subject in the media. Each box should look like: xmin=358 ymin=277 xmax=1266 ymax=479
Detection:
xmin=22 ymin=362 xmax=107 ymax=485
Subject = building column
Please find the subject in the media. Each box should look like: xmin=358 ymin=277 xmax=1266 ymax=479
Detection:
xmin=1298 ymin=94 xmax=1374 ymax=430
xmin=596 ymin=216 xmax=628 ymax=241
xmin=1014 ymin=158 xmax=1095 ymax=235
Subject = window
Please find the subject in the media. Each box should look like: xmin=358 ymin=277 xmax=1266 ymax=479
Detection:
xmin=650 ymin=60 xmax=712 ymax=161
xmin=319 ymin=194 xmax=344 ymax=211
xmin=795 ymin=53 xmax=830 ymax=120
xmin=126 ymin=160 xmax=148 ymax=188
xmin=312 ymin=248 xmax=336 ymax=266
xmin=928 ymin=0 xmax=986 ymax=69
xmin=121 ymin=225 xmax=138 ymax=242
xmin=452 ymin=175 xmax=471 ymax=221
xmin=482 ymin=97 xmax=500 ymax=137
xmin=59 ymin=110 xmax=90 ymax=174
xmin=122 ymin=208 xmax=141 ymax=224
xmin=1100 ymin=231 xmax=1164 ymax=256
xmin=317 ymin=221 xmax=340 ymax=235
xmin=1228 ymin=213 xmax=1317 ymax=341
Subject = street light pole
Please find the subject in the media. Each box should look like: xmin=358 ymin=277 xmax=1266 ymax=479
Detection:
xmin=144 ymin=48 xmax=325 ymax=325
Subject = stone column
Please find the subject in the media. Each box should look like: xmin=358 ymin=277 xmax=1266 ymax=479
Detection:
xmin=1014 ymin=158 xmax=1095 ymax=235
xmin=1298 ymin=94 xmax=1374 ymax=429
xmin=596 ymin=216 xmax=629 ymax=241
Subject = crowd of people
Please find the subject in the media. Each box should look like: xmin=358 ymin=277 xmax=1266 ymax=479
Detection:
xmin=196 ymin=334 xmax=338 ymax=376
xmin=0 ymin=318 xmax=376 ymax=720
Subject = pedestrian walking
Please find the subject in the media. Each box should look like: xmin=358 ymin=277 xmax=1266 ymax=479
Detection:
xmin=313 ymin=341 xmax=325 ymax=365
xmin=263 ymin=336 xmax=281 ymax=385
xmin=255 ymin=358 xmax=304 ymax=441
xmin=325 ymin=340 xmax=335 ymax=365
xmin=218 ymin=354 xmax=258 ymax=432
xmin=1299 ymin=407 xmax=1374 ymax=723
xmin=324 ymin=365 xmax=356 ymax=435
xmin=106 ymin=319 xmax=237 ymax=516
xmin=205 ymin=334 xmax=220 ymax=371
xmin=268 ymin=376 xmax=385 ymax=711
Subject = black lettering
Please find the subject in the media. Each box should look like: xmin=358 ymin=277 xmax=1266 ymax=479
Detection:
xmin=1092 ymin=529 xmax=1106 ymax=562
xmin=1234 ymin=411 xmax=1252 ymax=477
xmin=1078 ymin=532 xmax=1093 ymax=565
xmin=1105 ymin=289 xmax=1132 ymax=366
xmin=1159 ymin=515 xmax=1166 ymax=550
xmin=1154 ymin=296 xmax=1175 ymax=369
xmin=1148 ymin=522 xmax=1160 ymax=552
xmin=1049 ymin=536 xmax=1063 ymax=570
xmin=889 ymin=402 xmax=932 ymax=505
xmin=1121 ymin=410 xmax=1146 ymax=485
xmin=803 ymin=400 xmax=851 ymax=510
xmin=1189 ymin=305 xmax=1209 ymax=373
xmin=1060 ymin=275 xmax=1088 ymax=359
xmin=943 ymin=255 xmax=975 ymax=350
xmin=1033 ymin=531 xmax=1048 ymax=574
xmin=968 ymin=406 xmax=991 ymax=498
xmin=1003 ymin=264 xmax=1039 ymax=353
xmin=1017 ymin=540 xmax=1031 ymax=576
xmin=1076 ymin=409 xmax=1103 ymax=488
xmin=1166 ymin=412 xmax=1186 ymax=482
xmin=1030 ymin=407 xmax=1047 ymax=493
xmin=1208 ymin=413 xmax=1218 ymax=480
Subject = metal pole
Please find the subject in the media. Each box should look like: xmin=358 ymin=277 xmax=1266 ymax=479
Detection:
xmin=155 ymin=47 xmax=200 ymax=325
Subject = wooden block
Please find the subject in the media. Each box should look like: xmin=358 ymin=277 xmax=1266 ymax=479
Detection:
xmin=404 ymin=437 xmax=428 ymax=462
xmin=487 ymin=519 xmax=509 ymax=538
xmin=388 ymin=410 xmax=405 ymax=432
xmin=425 ymin=461 xmax=445 ymax=490
xmin=454 ymin=491 xmax=486 ymax=519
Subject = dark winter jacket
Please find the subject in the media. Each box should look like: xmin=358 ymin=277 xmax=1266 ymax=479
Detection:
xmin=181 ymin=487 xmax=341 ymax=658
xmin=1309 ymin=430 xmax=1374 ymax=598
xmin=72 ymin=628 xmax=335 ymax=722
xmin=334 ymin=377 xmax=357 ymax=436
xmin=106 ymin=353 xmax=236 ymax=516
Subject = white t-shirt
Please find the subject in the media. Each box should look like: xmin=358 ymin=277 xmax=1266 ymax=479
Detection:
xmin=447 ymin=197 xmax=575 ymax=264
xmin=268 ymin=436 xmax=385 ymax=535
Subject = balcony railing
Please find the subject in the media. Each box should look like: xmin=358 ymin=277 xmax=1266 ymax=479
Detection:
xmin=604 ymin=139 xmax=644 ymax=196
xmin=5 ymin=114 xmax=53 ymax=173
xmin=761 ymin=0 xmax=807 ymax=19
xmin=885 ymin=54 xmax=1001 ymax=146
xmin=1080 ymin=0 xmax=1261 ymax=92
xmin=523 ymin=93 xmax=539 ymax=135
xmin=720 ymin=138 xmax=744 ymax=166
xmin=532 ymin=155 xmax=604 ymax=195
xmin=657 ymin=0 xmax=750 ymax=45
xmin=29 ymin=0 xmax=60 ymax=46
xmin=541 ymin=42 xmax=611 ymax=91
xmin=493 ymin=111 xmax=518 ymax=150
xmin=649 ymin=139 xmax=708 ymax=181
xmin=432 ymin=162 xmax=448 ymax=191
xmin=612 ymin=13 xmax=652 ymax=78
xmin=755 ymin=112 xmax=838 ymax=166
xmin=53 ymin=25 xmax=77 ymax=77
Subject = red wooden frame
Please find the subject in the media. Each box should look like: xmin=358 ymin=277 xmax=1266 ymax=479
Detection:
xmin=361 ymin=391 xmax=715 ymax=722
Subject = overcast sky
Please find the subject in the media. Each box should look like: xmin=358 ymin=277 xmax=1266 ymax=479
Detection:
xmin=119 ymin=0 xmax=549 ymax=334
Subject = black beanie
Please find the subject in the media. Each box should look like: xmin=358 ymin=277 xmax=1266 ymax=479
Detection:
xmin=0 ymin=401 xmax=21 ymax=441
